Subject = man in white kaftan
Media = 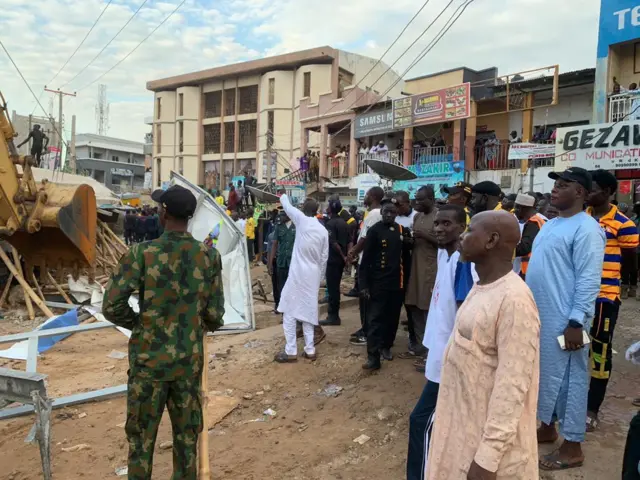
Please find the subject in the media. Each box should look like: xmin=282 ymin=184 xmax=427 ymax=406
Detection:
xmin=526 ymin=168 xmax=605 ymax=471
xmin=275 ymin=193 xmax=329 ymax=362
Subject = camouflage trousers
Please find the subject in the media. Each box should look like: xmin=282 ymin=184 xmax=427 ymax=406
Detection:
xmin=125 ymin=374 xmax=203 ymax=480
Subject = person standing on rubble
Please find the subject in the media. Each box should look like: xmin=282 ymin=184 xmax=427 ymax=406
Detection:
xmin=103 ymin=185 xmax=225 ymax=480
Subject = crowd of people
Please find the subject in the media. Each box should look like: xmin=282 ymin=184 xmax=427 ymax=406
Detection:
xmin=267 ymin=166 xmax=640 ymax=479
xmin=123 ymin=207 xmax=163 ymax=245
xmin=103 ymin=166 xmax=640 ymax=479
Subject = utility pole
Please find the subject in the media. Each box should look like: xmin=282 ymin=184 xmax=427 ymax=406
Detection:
xmin=44 ymin=87 xmax=76 ymax=163
xmin=70 ymin=115 xmax=77 ymax=174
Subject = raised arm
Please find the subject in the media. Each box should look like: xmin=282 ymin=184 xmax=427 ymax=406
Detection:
xmin=279 ymin=193 xmax=305 ymax=226
xmin=473 ymin=296 xmax=540 ymax=473
xmin=569 ymin=224 xmax=605 ymax=325
xmin=16 ymin=131 xmax=33 ymax=149
xmin=103 ymin=245 xmax=143 ymax=329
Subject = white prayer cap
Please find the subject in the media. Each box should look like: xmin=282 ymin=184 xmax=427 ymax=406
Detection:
xmin=515 ymin=193 xmax=535 ymax=207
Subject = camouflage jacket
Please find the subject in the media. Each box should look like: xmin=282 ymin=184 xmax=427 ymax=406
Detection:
xmin=103 ymin=231 xmax=225 ymax=381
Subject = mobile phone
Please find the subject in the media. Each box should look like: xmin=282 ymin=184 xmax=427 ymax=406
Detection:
xmin=557 ymin=331 xmax=591 ymax=350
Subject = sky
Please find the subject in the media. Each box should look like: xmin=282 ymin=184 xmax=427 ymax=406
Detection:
xmin=0 ymin=0 xmax=601 ymax=144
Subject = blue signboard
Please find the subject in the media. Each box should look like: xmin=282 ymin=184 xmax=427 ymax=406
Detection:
xmin=597 ymin=0 xmax=640 ymax=57
xmin=393 ymin=161 xmax=464 ymax=200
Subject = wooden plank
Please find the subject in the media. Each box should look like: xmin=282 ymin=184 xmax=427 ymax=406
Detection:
xmin=10 ymin=248 xmax=34 ymax=320
xmin=0 ymin=273 xmax=14 ymax=309
xmin=0 ymin=248 xmax=54 ymax=318
xmin=46 ymin=271 xmax=74 ymax=305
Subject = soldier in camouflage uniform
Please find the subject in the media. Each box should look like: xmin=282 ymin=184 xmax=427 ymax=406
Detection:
xmin=103 ymin=185 xmax=225 ymax=480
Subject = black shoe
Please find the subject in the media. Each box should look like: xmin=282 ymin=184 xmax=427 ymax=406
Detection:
xmin=362 ymin=357 xmax=381 ymax=371
xmin=320 ymin=318 xmax=341 ymax=326
xmin=344 ymin=288 xmax=359 ymax=298
xmin=381 ymin=348 xmax=393 ymax=361
xmin=350 ymin=336 xmax=367 ymax=346
xmin=350 ymin=329 xmax=364 ymax=338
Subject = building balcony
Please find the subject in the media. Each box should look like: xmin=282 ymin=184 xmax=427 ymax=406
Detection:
xmin=609 ymin=92 xmax=640 ymax=122
xmin=473 ymin=141 xmax=555 ymax=171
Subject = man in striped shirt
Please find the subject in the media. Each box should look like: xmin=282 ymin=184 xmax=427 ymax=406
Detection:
xmin=586 ymin=170 xmax=639 ymax=431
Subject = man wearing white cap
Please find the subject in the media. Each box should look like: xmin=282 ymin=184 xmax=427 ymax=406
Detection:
xmin=514 ymin=193 xmax=545 ymax=280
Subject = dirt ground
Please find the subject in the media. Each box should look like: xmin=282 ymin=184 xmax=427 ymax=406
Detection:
xmin=1 ymin=289 xmax=640 ymax=479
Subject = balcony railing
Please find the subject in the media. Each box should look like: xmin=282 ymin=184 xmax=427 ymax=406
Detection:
xmin=608 ymin=92 xmax=640 ymax=122
xmin=474 ymin=141 xmax=555 ymax=171
xmin=357 ymin=151 xmax=403 ymax=174
xmin=412 ymin=146 xmax=453 ymax=164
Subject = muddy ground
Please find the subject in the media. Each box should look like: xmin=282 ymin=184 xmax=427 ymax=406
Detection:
xmin=0 ymin=286 xmax=639 ymax=479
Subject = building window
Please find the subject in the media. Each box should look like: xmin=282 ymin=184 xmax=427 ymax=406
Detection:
xmin=267 ymin=111 xmax=274 ymax=148
xmin=239 ymin=120 xmax=257 ymax=152
xmin=178 ymin=156 xmax=184 ymax=175
xmin=112 ymin=155 xmax=119 ymax=162
xmin=224 ymin=121 xmax=235 ymax=153
xmin=238 ymin=85 xmax=258 ymax=114
xmin=203 ymin=124 xmax=221 ymax=154
xmin=204 ymin=91 xmax=222 ymax=118
xmin=93 ymin=152 xmax=103 ymax=159
xmin=303 ymin=72 xmax=311 ymax=98
xmin=224 ymin=89 xmax=236 ymax=116
xmin=156 ymin=98 xmax=161 ymax=119
xmin=156 ymin=158 xmax=161 ymax=187
xmin=268 ymin=78 xmax=275 ymax=105
xmin=178 ymin=121 xmax=184 ymax=153
xmin=156 ymin=124 xmax=162 ymax=154
xmin=178 ymin=93 xmax=184 ymax=117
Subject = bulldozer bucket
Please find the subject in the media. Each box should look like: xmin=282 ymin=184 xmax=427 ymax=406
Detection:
xmin=3 ymin=183 xmax=97 ymax=270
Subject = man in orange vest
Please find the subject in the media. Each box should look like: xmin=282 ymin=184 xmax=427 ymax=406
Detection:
xmin=514 ymin=193 xmax=545 ymax=280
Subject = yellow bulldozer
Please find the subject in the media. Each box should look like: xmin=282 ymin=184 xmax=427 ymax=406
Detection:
xmin=0 ymin=92 xmax=97 ymax=275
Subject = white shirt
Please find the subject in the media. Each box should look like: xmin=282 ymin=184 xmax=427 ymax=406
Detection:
xmin=423 ymin=250 xmax=478 ymax=383
xmin=395 ymin=209 xmax=416 ymax=229
xmin=358 ymin=208 xmax=382 ymax=262
xmin=359 ymin=147 xmax=369 ymax=154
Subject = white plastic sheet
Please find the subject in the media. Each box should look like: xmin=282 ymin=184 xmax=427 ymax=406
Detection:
xmin=170 ymin=172 xmax=255 ymax=332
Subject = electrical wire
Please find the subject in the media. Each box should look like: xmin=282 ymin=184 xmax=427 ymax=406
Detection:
xmin=0 ymin=38 xmax=70 ymax=151
xmin=61 ymin=0 xmax=150 ymax=89
xmin=306 ymin=0 xmax=475 ymax=150
xmin=77 ymin=0 xmax=186 ymax=92
xmin=313 ymin=0 xmax=434 ymax=120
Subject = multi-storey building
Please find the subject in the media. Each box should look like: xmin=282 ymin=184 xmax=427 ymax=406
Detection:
xmin=146 ymin=46 xmax=403 ymax=191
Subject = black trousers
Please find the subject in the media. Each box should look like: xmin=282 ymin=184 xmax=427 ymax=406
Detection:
xmin=407 ymin=381 xmax=439 ymax=480
xmin=124 ymin=229 xmax=134 ymax=246
xmin=623 ymin=411 xmax=640 ymax=480
xmin=588 ymin=299 xmax=620 ymax=414
xmin=622 ymin=257 xmax=639 ymax=287
xmin=246 ymin=238 xmax=254 ymax=260
xmin=271 ymin=259 xmax=280 ymax=308
xmin=277 ymin=266 xmax=289 ymax=304
xmin=406 ymin=305 xmax=427 ymax=355
xmin=367 ymin=289 xmax=403 ymax=358
xmin=326 ymin=261 xmax=345 ymax=322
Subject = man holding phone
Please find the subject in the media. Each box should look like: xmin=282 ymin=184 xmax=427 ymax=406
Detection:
xmin=526 ymin=168 xmax=606 ymax=472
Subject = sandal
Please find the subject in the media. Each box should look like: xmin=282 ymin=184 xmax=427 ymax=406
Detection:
xmin=274 ymin=352 xmax=297 ymax=363
xmin=539 ymin=451 xmax=584 ymax=471
xmin=397 ymin=351 xmax=417 ymax=360
xmin=586 ymin=413 xmax=599 ymax=432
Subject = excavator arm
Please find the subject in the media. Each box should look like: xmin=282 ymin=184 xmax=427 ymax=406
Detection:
xmin=0 ymin=91 xmax=97 ymax=273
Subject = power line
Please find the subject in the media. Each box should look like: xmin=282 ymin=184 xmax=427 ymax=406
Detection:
xmin=61 ymin=0 xmax=150 ymax=89
xmin=77 ymin=0 xmax=186 ymax=92
xmin=50 ymin=0 xmax=115 ymax=87
xmin=0 ymin=38 xmax=70 ymax=151
xmin=307 ymin=0 xmax=475 ymax=150
xmin=316 ymin=0 xmax=434 ymax=120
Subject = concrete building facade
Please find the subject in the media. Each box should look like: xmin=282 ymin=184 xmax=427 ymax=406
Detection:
xmin=146 ymin=46 xmax=404 ymax=191
xmin=75 ymin=133 xmax=146 ymax=192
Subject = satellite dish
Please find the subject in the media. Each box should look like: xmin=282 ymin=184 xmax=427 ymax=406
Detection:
xmin=364 ymin=159 xmax=418 ymax=181
xmin=246 ymin=185 xmax=280 ymax=203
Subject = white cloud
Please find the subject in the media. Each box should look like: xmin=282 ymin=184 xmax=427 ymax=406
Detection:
xmin=1 ymin=0 xmax=600 ymax=145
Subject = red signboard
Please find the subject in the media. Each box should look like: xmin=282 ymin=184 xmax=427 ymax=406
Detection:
xmin=619 ymin=180 xmax=632 ymax=195
xmin=392 ymin=83 xmax=471 ymax=129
